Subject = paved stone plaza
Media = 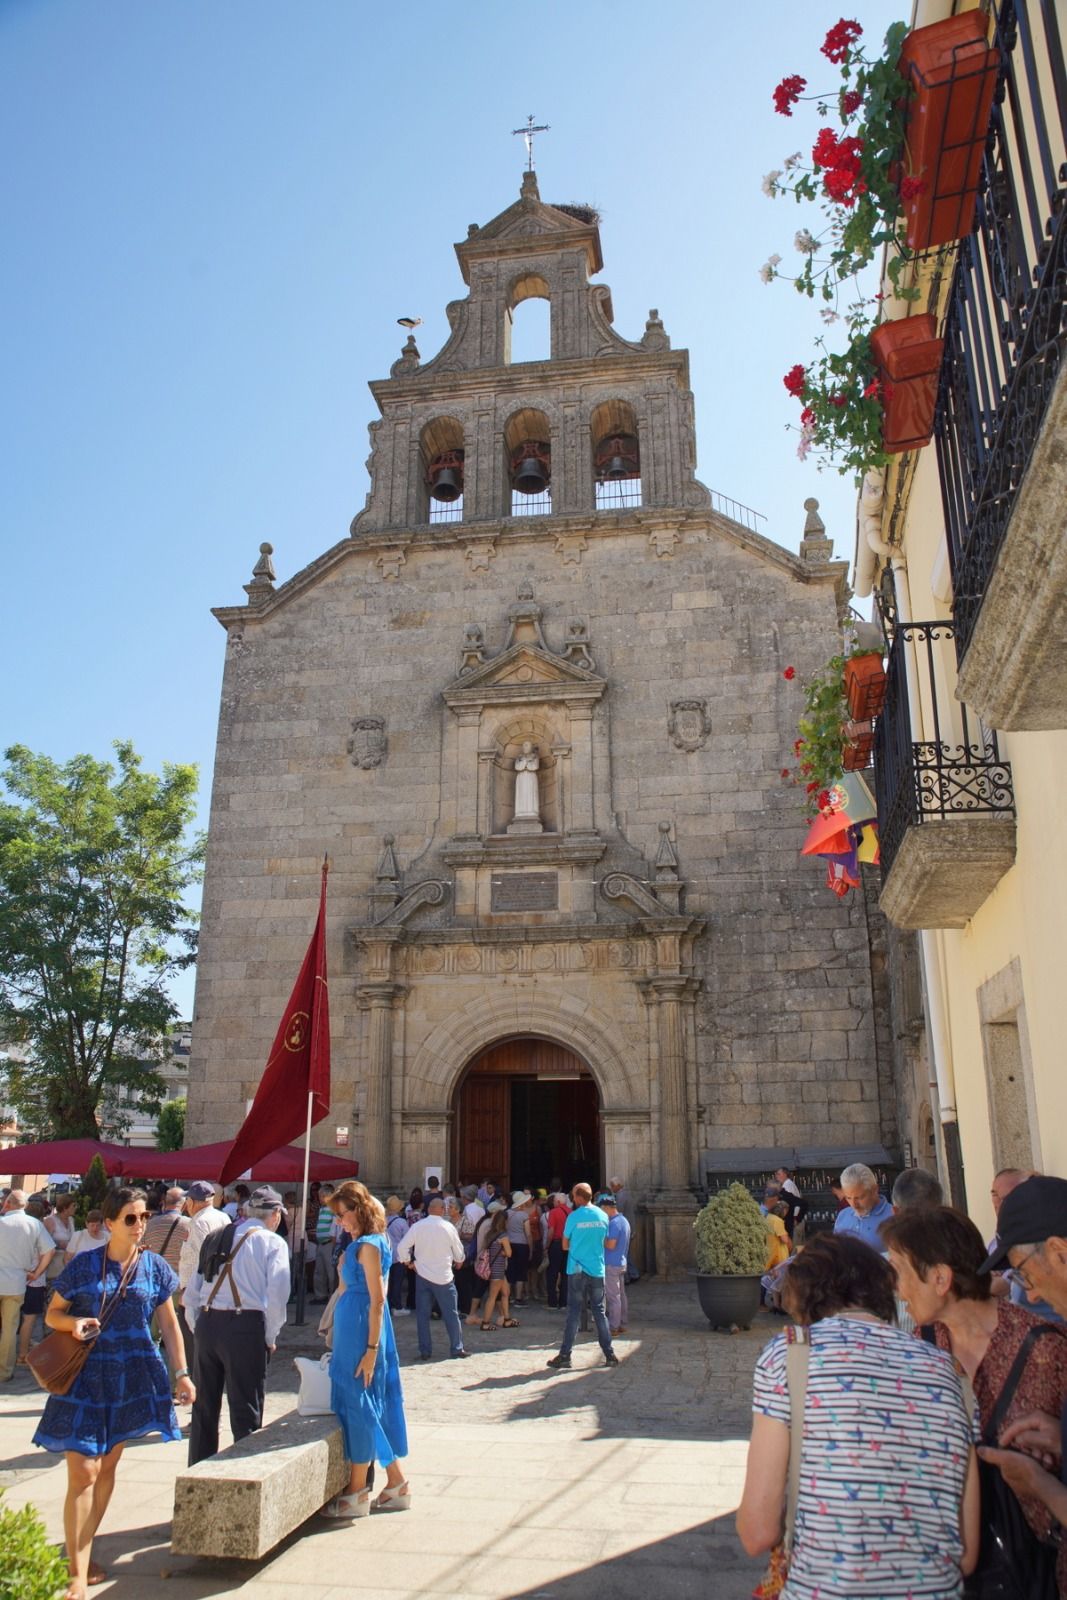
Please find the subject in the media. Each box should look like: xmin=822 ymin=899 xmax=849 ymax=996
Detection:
xmin=1 ymin=1282 xmax=768 ymax=1599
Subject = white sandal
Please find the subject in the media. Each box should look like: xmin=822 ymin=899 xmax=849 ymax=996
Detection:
xmin=372 ymin=1481 xmax=411 ymax=1513
xmin=319 ymin=1489 xmax=371 ymax=1520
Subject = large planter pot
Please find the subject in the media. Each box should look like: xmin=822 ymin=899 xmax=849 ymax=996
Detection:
xmin=871 ymin=314 xmax=944 ymax=454
xmin=843 ymin=731 xmax=874 ymax=771
xmin=694 ymin=1272 xmax=762 ymax=1330
xmin=844 ymin=654 xmax=886 ymax=720
xmin=899 ymin=11 xmax=1000 ymax=250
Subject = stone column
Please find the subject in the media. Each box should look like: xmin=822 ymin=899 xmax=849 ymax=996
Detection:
xmin=355 ymin=930 xmax=404 ymax=1191
xmin=643 ymin=968 xmax=701 ymax=1279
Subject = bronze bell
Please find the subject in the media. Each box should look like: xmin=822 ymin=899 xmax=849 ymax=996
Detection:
xmin=428 ymin=450 xmax=464 ymax=502
xmin=430 ymin=466 xmax=462 ymax=502
xmin=604 ymin=453 xmax=628 ymax=480
xmin=512 ymin=441 xmax=550 ymax=495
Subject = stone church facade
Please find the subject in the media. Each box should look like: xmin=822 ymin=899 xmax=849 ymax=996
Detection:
xmin=188 ymin=174 xmax=899 ymax=1271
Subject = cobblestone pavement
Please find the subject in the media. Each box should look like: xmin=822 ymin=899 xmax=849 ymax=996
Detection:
xmin=0 ymin=1281 xmax=771 ymax=1599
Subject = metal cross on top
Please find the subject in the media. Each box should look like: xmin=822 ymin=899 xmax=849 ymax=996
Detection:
xmin=512 ymin=114 xmax=550 ymax=172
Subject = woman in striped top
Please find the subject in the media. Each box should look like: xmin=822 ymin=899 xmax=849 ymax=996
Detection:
xmin=737 ymin=1233 xmax=979 ymax=1598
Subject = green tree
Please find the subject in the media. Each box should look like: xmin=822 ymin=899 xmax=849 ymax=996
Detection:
xmin=155 ymin=1095 xmax=186 ymax=1152
xmin=75 ymin=1153 xmax=110 ymax=1226
xmin=0 ymin=742 xmax=202 ymax=1138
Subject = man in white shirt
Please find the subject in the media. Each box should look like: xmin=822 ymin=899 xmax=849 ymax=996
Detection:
xmin=0 ymin=1190 xmax=53 ymax=1380
xmin=176 ymin=1180 xmax=229 ymax=1382
xmin=182 ymin=1184 xmax=291 ymax=1464
xmin=396 ymin=1195 xmax=467 ymax=1361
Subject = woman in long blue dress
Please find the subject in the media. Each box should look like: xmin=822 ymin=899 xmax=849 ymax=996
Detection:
xmin=320 ymin=1180 xmax=409 ymax=1519
xmin=33 ymin=1186 xmax=195 ymax=1600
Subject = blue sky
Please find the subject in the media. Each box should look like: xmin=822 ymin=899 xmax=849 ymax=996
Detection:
xmin=1 ymin=0 xmax=903 ymax=1015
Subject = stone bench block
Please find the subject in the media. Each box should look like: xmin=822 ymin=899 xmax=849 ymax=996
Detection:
xmin=171 ymin=1412 xmax=348 ymax=1560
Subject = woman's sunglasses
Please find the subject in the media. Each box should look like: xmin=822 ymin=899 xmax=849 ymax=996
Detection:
xmin=121 ymin=1213 xmax=148 ymax=1227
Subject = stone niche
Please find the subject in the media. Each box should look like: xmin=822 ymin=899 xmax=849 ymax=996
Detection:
xmin=440 ymin=587 xmax=607 ymax=921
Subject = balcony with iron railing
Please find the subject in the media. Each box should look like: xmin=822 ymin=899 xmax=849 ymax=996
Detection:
xmin=874 ymin=620 xmax=1016 ymax=928
xmin=935 ymin=0 xmax=1067 ymax=729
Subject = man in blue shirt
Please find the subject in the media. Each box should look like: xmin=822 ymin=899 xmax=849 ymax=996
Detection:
xmin=599 ymin=1191 xmax=631 ymax=1335
xmin=546 ymin=1184 xmax=618 ymax=1370
xmin=832 ymin=1162 xmax=894 ymax=1251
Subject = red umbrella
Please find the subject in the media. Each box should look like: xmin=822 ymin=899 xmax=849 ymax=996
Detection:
xmin=0 ymin=1138 xmax=132 ymax=1178
xmin=129 ymin=1140 xmax=359 ymax=1184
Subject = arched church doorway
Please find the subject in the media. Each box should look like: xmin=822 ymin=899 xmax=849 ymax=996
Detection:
xmin=453 ymin=1037 xmax=600 ymax=1192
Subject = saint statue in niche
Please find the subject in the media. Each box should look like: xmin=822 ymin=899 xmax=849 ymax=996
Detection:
xmin=507 ymin=741 xmax=543 ymax=835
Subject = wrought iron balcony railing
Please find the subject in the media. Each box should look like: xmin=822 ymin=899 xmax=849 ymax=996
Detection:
xmin=935 ymin=0 xmax=1067 ymax=664
xmin=873 ymin=621 xmax=1014 ymax=878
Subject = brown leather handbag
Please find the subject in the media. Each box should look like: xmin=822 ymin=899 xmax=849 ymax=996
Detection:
xmin=27 ymin=1247 xmax=141 ymax=1396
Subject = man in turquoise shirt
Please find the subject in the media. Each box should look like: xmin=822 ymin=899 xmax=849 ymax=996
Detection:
xmin=832 ymin=1162 xmax=894 ymax=1251
xmin=546 ymin=1183 xmax=618 ymax=1370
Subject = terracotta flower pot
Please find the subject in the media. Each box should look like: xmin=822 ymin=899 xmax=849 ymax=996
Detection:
xmin=843 ymin=732 xmax=875 ymax=771
xmin=844 ymin=655 xmax=886 ymax=720
xmin=871 ymin=314 xmax=944 ymax=454
xmin=898 ymin=11 xmax=1000 ymax=250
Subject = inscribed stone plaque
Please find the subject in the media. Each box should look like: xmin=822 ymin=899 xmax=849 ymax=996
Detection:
xmin=491 ymin=871 xmax=558 ymax=912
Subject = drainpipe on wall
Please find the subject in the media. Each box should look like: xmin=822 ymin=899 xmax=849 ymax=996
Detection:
xmin=889 ymin=554 xmax=968 ymax=1208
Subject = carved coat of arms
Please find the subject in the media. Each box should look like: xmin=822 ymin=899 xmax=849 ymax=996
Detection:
xmin=668 ymin=699 xmax=711 ymax=752
xmin=348 ymin=716 xmax=387 ymax=769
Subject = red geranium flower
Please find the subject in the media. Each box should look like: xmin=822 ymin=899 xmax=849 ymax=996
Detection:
xmin=812 ymin=127 xmax=841 ymax=170
xmin=822 ymin=19 xmax=862 ymax=64
xmin=793 ymin=739 xmax=805 ymax=755
xmin=863 ymin=377 xmax=882 ymax=400
xmin=840 ymin=88 xmax=862 ymax=116
xmin=783 ymin=364 xmax=807 ymax=398
xmin=800 ymin=406 xmax=815 ymax=426
xmin=782 ymin=666 xmax=796 ymax=680
xmin=900 ymin=175 xmax=928 ymax=200
xmin=806 ymin=780 xmax=820 ymax=793
xmin=774 ymin=74 xmax=807 ymax=116
xmin=781 ymin=768 xmax=791 ymax=779
xmin=828 ymin=392 xmax=848 ymax=408
xmin=823 ymin=167 xmax=862 ymax=205
xmin=816 ymin=790 xmax=832 ymax=810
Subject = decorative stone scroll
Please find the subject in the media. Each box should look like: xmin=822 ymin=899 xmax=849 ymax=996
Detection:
xmin=374 ymin=878 xmax=451 ymax=927
xmin=600 ymin=872 xmax=664 ymax=917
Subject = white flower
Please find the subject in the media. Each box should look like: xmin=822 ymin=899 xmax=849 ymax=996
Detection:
xmin=784 ymin=151 xmax=803 ymax=170
xmin=758 ymin=254 xmax=782 ymax=284
xmin=796 ymin=422 xmax=816 ymax=462
xmin=761 ymin=169 xmax=783 ymax=197
xmin=794 ymin=229 xmax=817 ymax=254
xmin=819 ymin=308 xmax=841 ymax=325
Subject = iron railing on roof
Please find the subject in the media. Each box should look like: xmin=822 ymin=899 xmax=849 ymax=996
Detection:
xmin=708 ymin=491 xmax=767 ymax=534
xmin=935 ymin=0 xmax=1067 ymax=664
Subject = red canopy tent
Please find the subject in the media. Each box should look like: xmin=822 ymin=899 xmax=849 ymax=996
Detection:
xmin=0 ymin=1138 xmax=133 ymax=1180
xmin=129 ymin=1140 xmax=359 ymax=1184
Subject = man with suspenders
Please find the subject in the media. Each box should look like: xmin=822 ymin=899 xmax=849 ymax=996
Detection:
xmin=182 ymin=1184 xmax=291 ymax=1465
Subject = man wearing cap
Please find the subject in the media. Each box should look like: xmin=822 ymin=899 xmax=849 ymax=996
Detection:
xmin=177 ymin=1181 xmax=228 ymax=1382
xmin=600 ymin=1191 xmax=631 ymax=1336
xmin=395 ymin=1195 xmax=468 ymax=1361
xmin=144 ymin=1186 xmax=192 ymax=1390
xmin=546 ymin=1183 xmax=619 ymax=1370
xmin=977 ymin=1175 xmax=1067 ymax=1554
xmin=182 ymin=1184 xmax=292 ymax=1464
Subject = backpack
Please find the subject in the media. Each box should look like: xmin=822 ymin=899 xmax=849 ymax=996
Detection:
xmin=474 ymin=1245 xmax=492 ymax=1280
xmin=459 ymin=1204 xmax=482 ymax=1242
xmin=197 ymin=1220 xmax=238 ymax=1284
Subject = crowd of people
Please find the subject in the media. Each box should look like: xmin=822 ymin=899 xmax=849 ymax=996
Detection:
xmin=3 ymin=1160 xmax=1067 ymax=1598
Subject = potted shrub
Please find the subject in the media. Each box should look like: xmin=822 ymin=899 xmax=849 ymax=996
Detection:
xmin=693 ymin=1182 xmax=768 ymax=1330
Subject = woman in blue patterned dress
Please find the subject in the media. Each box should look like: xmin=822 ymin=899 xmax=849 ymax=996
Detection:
xmin=737 ymin=1233 xmax=980 ymax=1599
xmin=33 ymin=1187 xmax=194 ymax=1600
xmin=320 ymin=1180 xmax=409 ymax=1520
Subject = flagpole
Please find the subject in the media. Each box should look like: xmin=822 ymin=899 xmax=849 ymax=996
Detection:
xmin=294 ymin=853 xmax=329 ymax=1328
xmin=294 ymin=1087 xmax=315 ymax=1327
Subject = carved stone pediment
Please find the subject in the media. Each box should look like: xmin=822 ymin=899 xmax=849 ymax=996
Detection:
xmin=443 ymin=643 xmax=606 ymax=711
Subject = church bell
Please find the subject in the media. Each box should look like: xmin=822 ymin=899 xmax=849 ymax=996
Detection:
xmin=594 ymin=433 xmax=640 ymax=482
xmin=427 ymin=449 xmax=465 ymax=502
xmin=510 ymin=439 xmax=551 ymax=496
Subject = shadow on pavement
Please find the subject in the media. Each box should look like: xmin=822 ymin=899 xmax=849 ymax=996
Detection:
xmin=507 ymin=1510 xmax=764 ymax=1600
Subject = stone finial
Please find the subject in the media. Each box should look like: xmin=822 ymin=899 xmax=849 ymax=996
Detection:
xmin=244 ymin=542 xmax=276 ymax=605
xmin=800 ymin=497 xmax=834 ymax=564
xmin=376 ymin=835 xmax=400 ymax=883
xmin=641 ymin=308 xmax=670 ymax=351
xmin=517 ymin=578 xmax=535 ymax=601
xmin=655 ymin=820 xmax=680 ymax=876
xmin=505 ymin=582 xmax=547 ymax=650
xmin=389 ymin=335 xmax=421 ymax=379
xmin=520 ymin=170 xmax=541 ymax=202
xmin=562 ymin=618 xmax=595 ymax=672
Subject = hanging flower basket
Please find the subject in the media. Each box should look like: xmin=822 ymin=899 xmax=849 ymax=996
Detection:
xmin=871 ymin=313 xmax=944 ymax=453
xmin=844 ymin=652 xmax=886 ymax=719
xmin=899 ymin=11 xmax=1000 ymax=251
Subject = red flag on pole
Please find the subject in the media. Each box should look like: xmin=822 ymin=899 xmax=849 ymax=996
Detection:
xmin=220 ymin=865 xmax=331 ymax=1185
